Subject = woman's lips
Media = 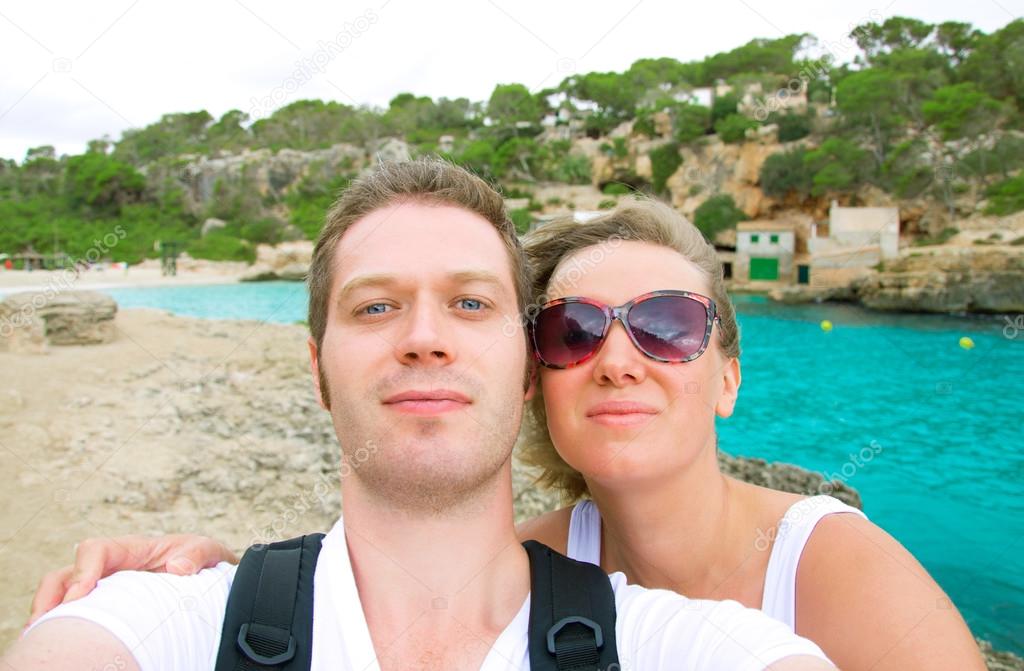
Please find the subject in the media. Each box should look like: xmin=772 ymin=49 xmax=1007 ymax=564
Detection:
xmin=585 ymin=401 xmax=659 ymax=427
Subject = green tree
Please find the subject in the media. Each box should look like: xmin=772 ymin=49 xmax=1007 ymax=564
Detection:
xmin=457 ymin=140 xmax=498 ymax=179
xmin=922 ymin=82 xmax=1006 ymax=140
xmin=701 ymin=34 xmax=809 ymax=83
xmin=714 ymin=113 xmax=758 ymax=143
xmin=625 ymin=57 xmax=697 ymax=93
xmin=207 ymin=110 xmax=250 ymax=151
xmin=673 ymin=103 xmax=711 ymax=143
xmin=803 ymin=138 xmax=874 ymax=196
xmin=760 ymin=148 xmax=812 ymax=198
xmin=835 ymin=69 xmax=908 ymax=165
xmin=881 ymin=140 xmax=933 ymax=198
xmin=959 ymin=19 xmax=1024 ymax=108
xmin=934 ymin=21 xmax=981 ymax=67
xmin=693 ymin=194 xmax=746 ymax=240
xmin=563 ymin=71 xmax=639 ymax=121
xmin=648 ymin=143 xmax=682 ymax=195
xmin=64 ymin=152 xmax=147 ymax=213
xmin=984 ymin=174 xmax=1024 ymax=215
xmin=487 ymin=84 xmax=542 ymax=126
xmin=851 ymin=17 xmax=934 ymax=64
xmin=114 ymin=110 xmax=213 ymax=163
xmin=771 ymin=112 xmax=812 ymax=142
xmin=711 ymin=92 xmax=739 ymax=125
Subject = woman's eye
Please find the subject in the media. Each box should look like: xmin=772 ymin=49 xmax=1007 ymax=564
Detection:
xmin=363 ymin=303 xmax=391 ymax=315
xmin=458 ymin=298 xmax=485 ymax=311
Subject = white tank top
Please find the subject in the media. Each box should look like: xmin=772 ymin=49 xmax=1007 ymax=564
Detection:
xmin=566 ymin=494 xmax=867 ymax=630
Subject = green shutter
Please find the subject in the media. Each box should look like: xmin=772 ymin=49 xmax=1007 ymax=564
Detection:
xmin=749 ymin=257 xmax=779 ymax=280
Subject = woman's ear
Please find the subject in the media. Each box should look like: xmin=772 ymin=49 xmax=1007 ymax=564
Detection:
xmin=714 ymin=356 xmax=741 ymax=418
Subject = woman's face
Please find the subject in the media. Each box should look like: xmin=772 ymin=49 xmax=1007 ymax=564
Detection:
xmin=539 ymin=240 xmax=740 ymax=492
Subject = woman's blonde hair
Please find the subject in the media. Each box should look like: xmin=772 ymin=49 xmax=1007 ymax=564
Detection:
xmin=518 ymin=196 xmax=741 ymax=503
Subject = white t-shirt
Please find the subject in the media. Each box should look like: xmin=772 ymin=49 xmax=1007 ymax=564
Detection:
xmin=31 ymin=516 xmax=829 ymax=670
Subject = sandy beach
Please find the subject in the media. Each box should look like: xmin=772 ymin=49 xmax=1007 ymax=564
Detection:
xmin=0 ymin=260 xmax=248 ymax=297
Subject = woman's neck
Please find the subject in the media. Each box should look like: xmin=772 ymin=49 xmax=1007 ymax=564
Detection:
xmin=587 ymin=444 xmax=762 ymax=600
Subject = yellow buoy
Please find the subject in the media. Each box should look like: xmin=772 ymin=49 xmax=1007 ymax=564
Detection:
xmin=959 ymin=336 xmax=974 ymax=350
xmin=820 ymin=320 xmax=833 ymax=333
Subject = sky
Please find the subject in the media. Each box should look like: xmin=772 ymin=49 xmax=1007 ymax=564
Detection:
xmin=0 ymin=0 xmax=1018 ymax=161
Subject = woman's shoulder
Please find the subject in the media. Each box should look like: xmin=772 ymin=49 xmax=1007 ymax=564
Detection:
xmin=515 ymin=505 xmax=576 ymax=554
xmin=794 ymin=510 xmax=984 ymax=668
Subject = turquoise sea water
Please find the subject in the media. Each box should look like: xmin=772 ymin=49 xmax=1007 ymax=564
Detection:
xmin=103 ymin=282 xmax=1023 ymax=653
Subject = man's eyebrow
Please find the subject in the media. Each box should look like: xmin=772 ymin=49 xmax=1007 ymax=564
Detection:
xmin=446 ymin=270 xmax=509 ymax=296
xmin=337 ymin=273 xmax=398 ymax=303
xmin=336 ymin=270 xmax=510 ymax=304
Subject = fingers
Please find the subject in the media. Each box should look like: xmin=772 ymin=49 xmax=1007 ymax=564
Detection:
xmin=25 ymin=534 xmax=240 ymax=630
xmin=27 ymin=565 xmax=74 ymax=627
xmin=62 ymin=537 xmax=120 ymax=605
xmin=165 ymin=537 xmax=239 ymax=575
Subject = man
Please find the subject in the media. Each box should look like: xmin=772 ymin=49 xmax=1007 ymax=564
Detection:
xmin=5 ymin=160 xmax=833 ymax=670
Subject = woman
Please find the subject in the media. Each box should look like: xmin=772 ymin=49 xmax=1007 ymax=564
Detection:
xmin=28 ymin=199 xmax=985 ymax=669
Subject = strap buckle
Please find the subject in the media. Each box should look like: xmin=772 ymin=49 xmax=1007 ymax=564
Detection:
xmin=237 ymin=622 xmax=297 ymax=666
xmin=546 ymin=615 xmax=604 ymax=654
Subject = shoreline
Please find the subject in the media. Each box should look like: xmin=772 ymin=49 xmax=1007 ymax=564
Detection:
xmin=0 ymin=266 xmax=245 ymax=297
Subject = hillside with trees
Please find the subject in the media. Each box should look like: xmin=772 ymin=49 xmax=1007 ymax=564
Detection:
xmin=1 ymin=16 xmax=1021 ymax=265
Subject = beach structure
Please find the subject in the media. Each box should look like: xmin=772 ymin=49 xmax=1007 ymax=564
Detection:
xmin=734 ymin=221 xmax=798 ymax=283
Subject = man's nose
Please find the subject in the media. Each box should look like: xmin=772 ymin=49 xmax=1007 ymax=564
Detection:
xmin=394 ymin=302 xmax=454 ymax=366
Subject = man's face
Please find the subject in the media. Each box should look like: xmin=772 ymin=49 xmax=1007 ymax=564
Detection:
xmin=310 ymin=201 xmax=533 ymax=513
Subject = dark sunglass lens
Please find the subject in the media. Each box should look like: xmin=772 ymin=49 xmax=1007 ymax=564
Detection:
xmin=628 ymin=296 xmax=708 ymax=361
xmin=533 ymin=303 xmax=606 ymax=366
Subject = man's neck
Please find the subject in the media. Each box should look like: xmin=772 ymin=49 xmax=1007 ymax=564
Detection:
xmin=341 ymin=461 xmax=530 ymax=671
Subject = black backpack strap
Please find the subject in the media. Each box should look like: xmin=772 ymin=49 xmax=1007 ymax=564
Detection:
xmin=523 ymin=540 xmax=620 ymax=671
xmin=215 ymin=533 xmax=325 ymax=671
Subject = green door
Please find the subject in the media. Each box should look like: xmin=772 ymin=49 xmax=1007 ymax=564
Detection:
xmin=749 ymin=257 xmax=779 ymax=280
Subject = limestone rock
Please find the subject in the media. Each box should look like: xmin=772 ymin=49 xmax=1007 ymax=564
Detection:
xmin=370 ymin=137 xmax=410 ymax=165
xmin=0 ymin=290 xmax=117 ymax=351
xmin=857 ymin=248 xmax=1024 ymax=313
xmin=241 ymin=241 xmax=314 ymax=282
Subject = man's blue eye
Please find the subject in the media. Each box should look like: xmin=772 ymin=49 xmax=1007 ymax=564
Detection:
xmin=365 ymin=303 xmax=390 ymax=315
xmin=459 ymin=298 xmax=483 ymax=311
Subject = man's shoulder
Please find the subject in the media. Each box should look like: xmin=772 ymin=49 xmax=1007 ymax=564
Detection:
xmin=607 ymin=572 xmax=829 ymax=670
xmin=28 ymin=562 xmax=238 ymax=671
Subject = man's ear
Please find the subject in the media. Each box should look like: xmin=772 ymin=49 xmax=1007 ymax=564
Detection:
xmin=308 ymin=336 xmax=330 ymax=410
xmin=524 ymin=361 xmax=539 ymax=401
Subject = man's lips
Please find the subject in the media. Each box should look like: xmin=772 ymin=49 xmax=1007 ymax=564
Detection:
xmin=585 ymin=400 xmax=659 ymax=426
xmin=382 ymin=389 xmax=472 ymax=416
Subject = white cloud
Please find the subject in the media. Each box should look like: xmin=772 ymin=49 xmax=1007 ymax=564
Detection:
xmin=0 ymin=0 xmax=1016 ymax=161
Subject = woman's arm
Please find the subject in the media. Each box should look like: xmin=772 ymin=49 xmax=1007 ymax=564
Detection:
xmin=795 ymin=513 xmax=986 ymax=670
xmin=27 ymin=534 xmax=236 ymax=626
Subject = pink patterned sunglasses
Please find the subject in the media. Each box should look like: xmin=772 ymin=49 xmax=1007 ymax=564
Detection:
xmin=528 ymin=290 xmax=720 ymax=369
